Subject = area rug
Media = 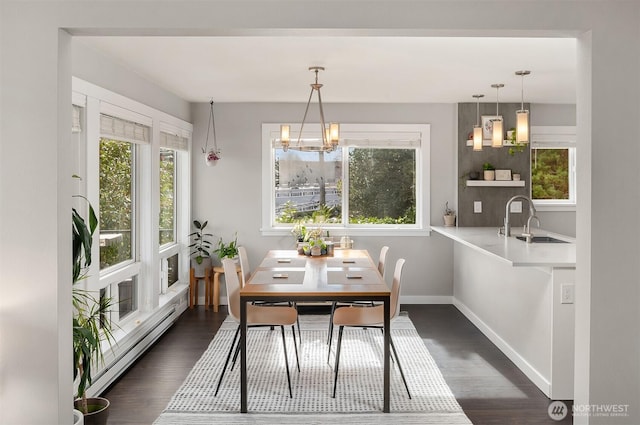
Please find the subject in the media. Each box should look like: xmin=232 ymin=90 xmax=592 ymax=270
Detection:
xmin=154 ymin=314 xmax=472 ymax=424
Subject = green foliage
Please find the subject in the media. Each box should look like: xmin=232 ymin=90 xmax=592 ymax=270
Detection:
xmin=188 ymin=220 xmax=214 ymax=263
xmin=532 ymin=149 xmax=569 ymax=199
xmin=99 ymin=139 xmax=133 ymax=268
xmin=349 ymin=211 xmax=415 ymax=225
xmin=277 ymin=200 xmax=300 ymax=223
xmin=72 ymin=198 xmax=98 ymax=284
xmin=72 ymin=177 xmax=115 ymax=414
xmin=73 ymin=289 xmax=115 ymax=413
xmin=214 ymin=233 xmax=239 ymax=259
xmin=348 ymin=148 xmax=416 ymax=224
xmin=507 ymin=129 xmax=527 ymax=155
xmin=159 ymin=149 xmax=175 ymax=245
xmin=483 ymin=162 xmax=495 ymax=170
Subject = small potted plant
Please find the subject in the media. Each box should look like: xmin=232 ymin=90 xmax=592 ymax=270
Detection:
xmin=189 ymin=220 xmax=214 ymax=277
xmin=214 ymin=232 xmax=239 ymax=262
xmin=443 ymin=201 xmax=456 ymax=227
xmin=483 ymin=162 xmax=495 ymax=181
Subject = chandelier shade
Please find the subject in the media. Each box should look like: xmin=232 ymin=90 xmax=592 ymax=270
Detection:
xmin=472 ymin=94 xmax=484 ymax=151
xmin=491 ymin=83 xmax=504 ymax=148
xmin=515 ymin=70 xmax=531 ymax=144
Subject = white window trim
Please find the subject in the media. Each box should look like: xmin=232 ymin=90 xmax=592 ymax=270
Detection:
xmin=531 ymin=125 xmax=577 ymax=211
xmin=73 ymin=77 xmax=192 ymax=311
xmin=261 ymin=123 xmax=430 ymax=236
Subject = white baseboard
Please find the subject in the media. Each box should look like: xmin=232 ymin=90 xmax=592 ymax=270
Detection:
xmin=87 ymin=288 xmax=188 ymax=397
xmin=453 ymin=297 xmax=551 ymax=397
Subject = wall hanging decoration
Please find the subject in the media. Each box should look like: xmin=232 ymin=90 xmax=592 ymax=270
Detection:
xmin=203 ymin=100 xmax=221 ymax=166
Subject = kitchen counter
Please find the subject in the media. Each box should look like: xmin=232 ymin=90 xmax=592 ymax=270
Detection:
xmin=432 ymin=225 xmax=575 ymax=400
xmin=431 ymin=226 xmax=576 ymax=268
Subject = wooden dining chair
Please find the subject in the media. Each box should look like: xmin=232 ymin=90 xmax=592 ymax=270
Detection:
xmin=329 ymin=258 xmax=411 ymax=399
xmin=214 ymin=258 xmax=300 ymax=398
xmin=327 ymin=246 xmax=389 ymax=344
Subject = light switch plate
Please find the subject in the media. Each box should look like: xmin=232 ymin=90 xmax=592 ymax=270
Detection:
xmin=510 ymin=201 xmax=522 ymax=213
xmin=561 ymin=284 xmax=575 ymax=304
xmin=474 ymin=201 xmax=482 ymax=213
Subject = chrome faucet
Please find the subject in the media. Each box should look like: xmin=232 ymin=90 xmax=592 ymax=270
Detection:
xmin=504 ymin=195 xmax=537 ymax=237
xmin=525 ymin=215 xmax=540 ymax=235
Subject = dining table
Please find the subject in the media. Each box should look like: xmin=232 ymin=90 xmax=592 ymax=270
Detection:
xmin=239 ymin=248 xmax=392 ymax=413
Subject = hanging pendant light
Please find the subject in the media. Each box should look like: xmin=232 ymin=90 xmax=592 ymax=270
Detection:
xmin=491 ymin=84 xmax=504 ymax=148
xmin=280 ymin=66 xmax=340 ymax=152
xmin=203 ymin=100 xmax=221 ymax=166
xmin=515 ymin=70 xmax=531 ymax=144
xmin=472 ymin=94 xmax=485 ymax=151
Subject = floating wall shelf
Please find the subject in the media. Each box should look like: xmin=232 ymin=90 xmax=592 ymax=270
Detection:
xmin=466 ymin=140 xmax=518 ymax=147
xmin=466 ymin=180 xmax=526 ymax=187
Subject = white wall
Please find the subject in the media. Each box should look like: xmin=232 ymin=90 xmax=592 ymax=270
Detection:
xmin=72 ymin=40 xmax=191 ymax=122
xmin=190 ymin=102 xmax=456 ymax=301
xmin=1 ymin=1 xmax=639 ymax=424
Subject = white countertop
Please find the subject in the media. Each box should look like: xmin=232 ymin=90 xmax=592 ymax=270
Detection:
xmin=431 ymin=226 xmax=576 ymax=268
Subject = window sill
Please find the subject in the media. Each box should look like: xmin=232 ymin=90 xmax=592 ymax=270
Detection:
xmin=533 ymin=203 xmax=576 ymax=212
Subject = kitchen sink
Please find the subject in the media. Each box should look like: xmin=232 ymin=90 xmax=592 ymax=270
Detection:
xmin=516 ymin=235 xmax=569 ymax=243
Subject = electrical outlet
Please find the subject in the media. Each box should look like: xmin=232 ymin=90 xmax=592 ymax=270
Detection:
xmin=474 ymin=201 xmax=482 ymax=213
xmin=561 ymin=284 xmax=575 ymax=304
xmin=510 ymin=201 xmax=523 ymax=213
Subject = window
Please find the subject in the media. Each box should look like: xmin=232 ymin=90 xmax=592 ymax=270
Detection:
xmin=275 ymin=147 xmax=343 ymax=223
xmin=159 ymin=148 xmax=176 ymax=245
xmin=117 ymin=277 xmax=138 ymax=320
xmin=74 ymin=77 xmax=192 ymax=373
xmin=100 ymin=277 xmax=138 ymax=324
xmin=99 ymin=137 xmax=135 ymax=270
xmin=348 ymin=147 xmax=416 ymax=224
xmin=263 ymin=123 xmax=429 ymax=234
xmin=166 ymin=253 xmax=179 ymax=287
xmin=530 ymin=126 xmax=576 ymax=208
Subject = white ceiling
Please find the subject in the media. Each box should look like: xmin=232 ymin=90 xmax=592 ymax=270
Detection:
xmin=78 ymin=36 xmax=577 ymax=104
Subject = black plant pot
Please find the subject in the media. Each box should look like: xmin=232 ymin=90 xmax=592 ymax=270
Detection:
xmin=74 ymin=397 xmax=110 ymax=425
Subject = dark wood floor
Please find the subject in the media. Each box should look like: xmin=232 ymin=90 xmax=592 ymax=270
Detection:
xmin=102 ymin=304 xmax=572 ymax=424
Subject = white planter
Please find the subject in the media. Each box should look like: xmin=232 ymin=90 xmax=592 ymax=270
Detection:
xmin=484 ymin=170 xmax=495 ymax=181
xmin=191 ymin=256 xmax=213 ymax=278
xmin=73 ymin=409 xmax=84 ymax=425
xmin=443 ymin=214 xmax=456 ymax=227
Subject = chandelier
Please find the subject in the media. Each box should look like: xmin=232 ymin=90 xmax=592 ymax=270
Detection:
xmin=280 ymin=66 xmax=340 ymax=152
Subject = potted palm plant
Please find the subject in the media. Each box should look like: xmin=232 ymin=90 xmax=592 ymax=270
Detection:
xmin=72 ymin=187 xmax=115 ymax=425
xmin=189 ymin=220 xmax=214 ymax=277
